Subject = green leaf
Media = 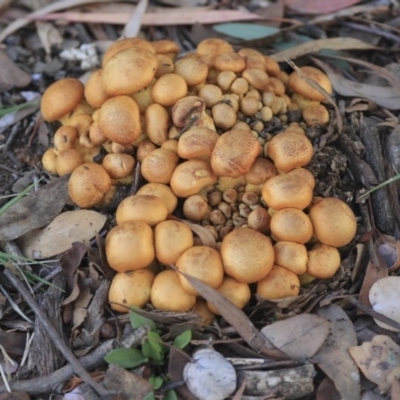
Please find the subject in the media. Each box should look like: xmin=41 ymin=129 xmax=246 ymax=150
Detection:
xmin=142 ymin=331 xmax=165 ymax=363
xmin=173 ymin=330 xmax=192 ymax=350
xmin=129 ymin=309 xmax=156 ymax=331
xmin=164 ymin=390 xmax=178 ymax=400
xmin=104 ymin=348 xmax=148 ymax=369
xmin=143 ymin=392 xmax=155 ymax=400
xmin=212 ymin=23 xmax=279 ymax=41
xmin=149 ymin=375 xmax=164 ymax=390
xmin=0 ymin=100 xmax=39 ymax=118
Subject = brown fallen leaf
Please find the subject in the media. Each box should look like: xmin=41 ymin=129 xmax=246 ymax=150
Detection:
xmin=369 ymin=277 xmax=400 ymax=332
xmin=17 ymin=210 xmax=106 ymax=259
xmin=271 ymin=37 xmax=375 ymax=62
xmin=174 ymin=268 xmax=267 ymax=353
xmin=260 ymin=314 xmax=330 ymax=359
xmin=358 ymin=260 xmax=388 ymax=307
xmin=349 ymin=335 xmax=400 ymax=393
xmin=312 ymin=58 xmax=400 ymax=110
xmin=392 ymin=378 xmax=400 ymax=399
xmin=0 ymin=175 xmax=70 ymax=241
xmin=316 ymin=377 xmax=341 ymax=400
xmin=0 ymin=50 xmax=31 ymax=92
xmin=312 ymin=305 xmax=360 ymax=400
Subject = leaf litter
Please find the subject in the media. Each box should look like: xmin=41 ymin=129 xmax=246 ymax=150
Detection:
xmin=2 ymin=0 xmax=400 ymax=399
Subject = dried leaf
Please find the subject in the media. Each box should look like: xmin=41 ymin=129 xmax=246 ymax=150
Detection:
xmin=260 ymin=314 xmax=330 ymax=359
xmin=312 ymin=305 xmax=360 ymax=400
xmin=36 ymin=21 xmax=63 ymax=55
xmin=359 ymin=260 xmax=388 ymax=307
xmin=0 ymin=50 xmax=31 ymax=92
xmin=349 ymin=335 xmax=400 ymax=392
xmin=369 ymin=277 xmax=400 ymax=332
xmin=178 ymin=219 xmax=217 ymax=249
xmin=121 ymin=0 xmax=147 ymax=38
xmin=271 ymin=37 xmax=375 ymax=62
xmin=316 ymin=378 xmax=341 ymax=400
xmin=313 ymin=58 xmax=400 ymax=110
xmin=60 ymin=242 xmax=87 ymax=291
xmin=284 ymin=0 xmax=362 ymax=14
xmin=392 ymin=378 xmax=400 ymax=399
xmin=175 ymin=268 xmax=267 ymax=352
xmin=18 ymin=210 xmax=106 ymax=259
xmin=0 ymin=175 xmax=69 ymax=241
xmin=29 ymin=9 xmax=263 ymax=27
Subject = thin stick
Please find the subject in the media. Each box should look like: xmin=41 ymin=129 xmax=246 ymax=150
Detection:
xmin=349 ymin=297 xmax=400 ymax=331
xmin=3 ymin=269 xmax=112 ymax=397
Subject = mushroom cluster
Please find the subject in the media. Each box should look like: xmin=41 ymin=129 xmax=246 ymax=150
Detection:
xmin=40 ymin=37 xmax=356 ymax=317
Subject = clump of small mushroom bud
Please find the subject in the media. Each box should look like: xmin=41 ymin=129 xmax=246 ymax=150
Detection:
xmin=40 ymin=36 xmax=357 ymax=316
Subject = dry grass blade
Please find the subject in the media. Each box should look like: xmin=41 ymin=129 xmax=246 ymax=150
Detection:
xmin=286 ymin=58 xmax=343 ymax=133
xmin=121 ymin=0 xmax=148 ymax=39
xmin=0 ymin=0 xmax=114 ymax=43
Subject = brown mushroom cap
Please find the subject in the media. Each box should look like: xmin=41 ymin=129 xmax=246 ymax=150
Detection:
xmin=306 ymin=243 xmax=341 ymax=279
xmin=262 ymin=169 xmax=314 ymax=210
xmin=221 ymin=227 xmax=275 ymax=283
xmin=211 ymin=130 xmax=261 ymax=178
xmin=193 ymin=299 xmax=215 ymax=325
xmin=183 ymin=195 xmax=211 ymax=221
xmin=41 ymin=78 xmax=84 ymax=122
xmin=264 ymin=56 xmax=280 ymax=77
xmin=211 ymin=103 xmax=237 ymax=130
xmin=155 ymin=220 xmax=194 ymax=265
xmin=245 ymin=158 xmax=277 ymax=185
xmin=247 ymin=207 xmax=271 ymax=233
xmin=270 ymin=208 xmax=313 ymax=244
xmin=53 ymin=126 xmax=78 ymax=152
xmin=214 ymin=52 xmax=246 ymax=72
xmin=55 ymin=149 xmax=85 ymax=176
xmin=102 ymin=153 xmax=135 ymax=179
xmin=105 ymin=221 xmax=155 ymax=272
xmin=151 ymin=73 xmax=188 ymax=107
xmin=178 ymin=128 xmax=219 ymax=160
xmin=288 ymin=66 xmax=332 ymax=101
xmin=102 ymin=47 xmax=158 ymax=96
xmin=116 ymin=194 xmax=168 ymax=227
xmin=267 ymin=130 xmax=313 ymax=172
xmin=141 ymin=148 xmax=179 ymax=184
xmin=108 ymin=269 xmax=155 ymax=312
xmin=170 ymin=159 xmax=218 ymax=198
xmin=257 ymin=265 xmax=300 ymax=300
xmin=237 ymin=48 xmax=266 ymax=70
xmin=150 ymin=270 xmax=196 ymax=312
xmin=174 ymin=56 xmax=209 ymax=86
xmin=84 ymin=69 xmax=112 ymax=108
xmin=102 ymin=37 xmax=156 ymax=66
xmin=196 ymin=38 xmax=234 ymax=67
xmin=98 ymin=95 xmax=141 ymax=145
xmin=274 ymin=241 xmax=308 ymax=275
xmin=150 ymin=39 xmax=180 ymax=58
xmin=42 ymin=148 xmax=58 ymax=174
xmin=302 ymin=103 xmax=330 ymax=126
xmin=145 ymin=103 xmax=170 ymax=146
xmin=68 ymin=163 xmax=112 ymax=208
xmin=136 ymin=183 xmax=178 ymax=215
xmin=198 ymin=84 xmax=224 ymax=108
xmin=242 ymin=68 xmax=270 ymax=90
xmin=206 ymin=276 xmax=251 ymax=315
xmin=309 ymin=197 xmax=357 ymax=247
xmin=176 ymin=246 xmax=224 ymax=296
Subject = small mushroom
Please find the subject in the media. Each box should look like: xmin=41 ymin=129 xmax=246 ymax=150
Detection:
xmin=68 ymin=163 xmax=112 ymax=208
xmin=136 ymin=183 xmax=178 ymax=214
xmin=151 ymin=73 xmax=188 ymax=107
xmin=274 ymin=241 xmax=308 ymax=275
xmin=176 ymin=246 xmax=224 ymax=296
xmin=155 ymin=220 xmax=194 ymax=265
xmin=106 ymin=221 xmax=155 ymax=272
xmin=309 ymin=197 xmax=357 ymax=247
xmin=108 ymin=269 xmax=155 ymax=312
xmin=141 ymin=148 xmax=179 ymax=184
xmin=150 ymin=270 xmax=196 ymax=312
xmin=116 ymin=194 xmax=168 ymax=227
xmin=178 ymin=128 xmax=219 ymax=160
xmin=220 ymin=227 xmax=274 ymax=283
xmin=306 ymin=243 xmax=341 ymax=279
xmin=257 ymin=265 xmax=300 ymax=300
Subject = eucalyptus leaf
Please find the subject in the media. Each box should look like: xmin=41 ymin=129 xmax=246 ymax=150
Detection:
xmin=164 ymin=389 xmax=178 ymax=400
xmin=213 ymin=23 xmax=279 ymax=41
xmin=173 ymin=330 xmax=192 ymax=350
xmin=143 ymin=392 xmax=155 ymax=400
xmin=129 ymin=309 xmax=156 ymax=331
xmin=142 ymin=331 xmax=165 ymax=364
xmin=104 ymin=348 xmax=148 ymax=369
xmin=149 ymin=376 xmax=164 ymax=390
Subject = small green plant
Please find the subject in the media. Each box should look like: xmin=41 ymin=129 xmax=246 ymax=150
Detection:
xmin=105 ymin=309 xmax=192 ymax=400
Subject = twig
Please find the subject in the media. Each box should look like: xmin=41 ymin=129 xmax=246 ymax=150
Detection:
xmin=349 ymin=297 xmax=400 ymax=331
xmin=121 ymin=0 xmax=147 ymax=38
xmin=3 ymin=269 xmax=112 ymax=397
xmin=0 ymin=327 xmax=148 ymax=395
